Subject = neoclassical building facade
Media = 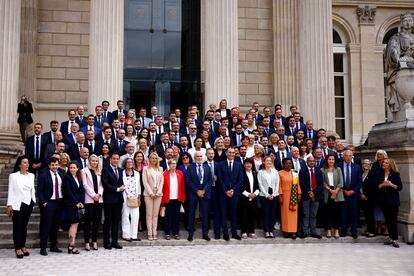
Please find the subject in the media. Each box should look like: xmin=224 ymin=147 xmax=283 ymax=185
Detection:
xmin=1 ymin=0 xmax=414 ymax=148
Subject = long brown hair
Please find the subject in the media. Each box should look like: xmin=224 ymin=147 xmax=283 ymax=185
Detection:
xmin=67 ymin=161 xmax=82 ymax=182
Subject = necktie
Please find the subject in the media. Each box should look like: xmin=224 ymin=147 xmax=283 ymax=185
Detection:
xmin=308 ymin=130 xmax=311 ymax=138
xmin=141 ymin=117 xmax=145 ymax=128
xmin=35 ymin=136 xmax=40 ymax=159
xmin=119 ymin=140 xmax=122 ymax=149
xmin=291 ymin=127 xmax=294 ymax=135
xmin=183 ymin=147 xmax=187 ymax=152
xmin=237 ymin=135 xmax=241 ymax=146
xmin=152 ymin=133 xmax=155 ymax=145
xmin=90 ymin=141 xmax=94 ymax=152
xmin=281 ymin=151 xmax=285 ymax=159
xmin=346 ymin=164 xmax=351 ymax=187
xmin=120 ymin=123 xmax=124 ymax=129
xmin=310 ymin=168 xmax=316 ymax=190
xmin=316 ymin=160 xmax=320 ymax=168
xmin=264 ymin=146 xmax=267 ymax=155
xmin=158 ymin=126 xmax=162 ymax=134
xmin=114 ymin=167 xmax=119 ymax=180
xmin=197 ymin=164 xmax=202 ymax=181
xmin=229 ymin=161 xmax=233 ymax=173
xmin=89 ymin=126 xmax=92 ymax=131
xmin=339 ymin=153 xmax=343 ymax=159
xmin=83 ymin=159 xmax=87 ymax=168
xmin=54 ymin=173 xmax=60 ymax=200
xmin=103 ymin=112 xmax=107 ymax=119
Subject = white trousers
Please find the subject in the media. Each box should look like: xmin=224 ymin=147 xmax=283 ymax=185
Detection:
xmin=121 ymin=203 xmax=140 ymax=239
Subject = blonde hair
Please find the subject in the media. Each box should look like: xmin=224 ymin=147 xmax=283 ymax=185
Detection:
xmin=384 ymin=158 xmax=399 ymax=172
xmin=88 ymin=154 xmax=102 ymax=175
xmin=148 ymin=152 xmax=161 ymax=170
xmin=214 ymin=137 xmax=224 ymax=148
xmin=60 ymin=153 xmax=71 ymax=164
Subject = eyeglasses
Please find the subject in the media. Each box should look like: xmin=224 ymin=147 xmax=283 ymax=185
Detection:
xmin=190 ymin=128 xmax=197 ymax=130
xmin=182 ymin=156 xmax=189 ymax=159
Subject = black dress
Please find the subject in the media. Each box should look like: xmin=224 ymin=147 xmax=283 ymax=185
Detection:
xmin=62 ymin=175 xmax=85 ymax=223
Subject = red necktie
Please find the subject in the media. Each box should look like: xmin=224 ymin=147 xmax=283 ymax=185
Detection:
xmin=54 ymin=173 xmax=60 ymax=200
xmin=310 ymin=168 xmax=316 ymax=190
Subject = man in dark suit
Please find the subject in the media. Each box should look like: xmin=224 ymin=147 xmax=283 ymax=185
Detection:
xmin=60 ymin=109 xmax=77 ymax=137
xmin=148 ymin=122 xmax=160 ymax=146
xmin=63 ymin=122 xmax=79 ymax=146
xmin=160 ymin=148 xmax=174 ymax=171
xmin=85 ymin=130 xmax=100 ymax=155
xmin=274 ymin=140 xmax=292 ymax=170
xmin=37 ymin=157 xmax=64 ymax=255
xmin=114 ymin=129 xmax=128 ymax=155
xmin=319 ymin=136 xmax=336 ymax=158
xmin=75 ymin=105 xmax=87 ymax=128
xmin=285 ymin=116 xmax=298 ymax=137
xmin=186 ymin=151 xmax=213 ymax=241
xmin=217 ymin=147 xmax=243 ymax=240
xmin=80 ymin=114 xmax=102 ymax=137
xmin=94 ymin=105 xmax=108 ymax=128
xmin=111 ymin=100 xmax=128 ymax=120
xmin=205 ymin=148 xmax=221 ymax=239
xmin=101 ymin=100 xmax=114 ymax=125
xmin=269 ymin=107 xmax=286 ymax=127
xmin=43 ymin=120 xmax=59 ymax=144
xmin=68 ymin=132 xmax=86 ymax=161
xmin=101 ymin=152 xmax=125 ymax=249
xmin=299 ymin=156 xmax=323 ymax=239
xmin=204 ymin=110 xmax=220 ymax=136
xmin=177 ymin=135 xmax=191 ymax=153
xmin=293 ymin=112 xmax=306 ymax=132
xmin=230 ymin=123 xmax=245 ymax=147
xmin=304 ymin=120 xmax=317 ymax=140
xmin=290 ymin=146 xmax=307 ymax=172
xmin=25 ymin=123 xmax=48 ymax=173
xmin=339 ymin=150 xmax=362 ymax=239
xmin=313 ymin=147 xmax=325 ymax=169
xmin=156 ymin=132 xmax=170 ymax=159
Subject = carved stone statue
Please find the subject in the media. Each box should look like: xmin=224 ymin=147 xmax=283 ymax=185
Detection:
xmin=384 ymin=12 xmax=414 ymax=120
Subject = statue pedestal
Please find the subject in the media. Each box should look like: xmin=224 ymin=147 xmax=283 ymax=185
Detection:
xmin=359 ymin=120 xmax=414 ymax=243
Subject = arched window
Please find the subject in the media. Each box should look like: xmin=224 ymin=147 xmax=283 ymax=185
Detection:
xmin=332 ymin=29 xmax=349 ymax=140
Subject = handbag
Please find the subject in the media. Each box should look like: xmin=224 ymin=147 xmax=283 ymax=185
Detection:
xmin=76 ymin=208 xmax=86 ymax=221
xmin=127 ymin=196 xmax=140 ymax=208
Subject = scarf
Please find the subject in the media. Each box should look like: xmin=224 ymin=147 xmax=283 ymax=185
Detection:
xmin=289 ymin=170 xmax=299 ymax=211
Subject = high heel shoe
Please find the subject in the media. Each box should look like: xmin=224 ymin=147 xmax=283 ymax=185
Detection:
xmin=84 ymin=243 xmax=90 ymax=251
xmin=15 ymin=249 xmax=24 ymax=259
xmin=21 ymin=247 xmax=30 ymax=256
xmin=68 ymin=244 xmax=80 ymax=254
xmin=92 ymin=242 xmax=98 ymax=250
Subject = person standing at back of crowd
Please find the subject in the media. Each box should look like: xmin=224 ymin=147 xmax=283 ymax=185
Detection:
xmin=17 ymin=95 xmax=33 ymax=143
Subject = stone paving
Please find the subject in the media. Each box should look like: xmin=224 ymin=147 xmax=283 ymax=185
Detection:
xmin=0 ymin=243 xmax=413 ymax=276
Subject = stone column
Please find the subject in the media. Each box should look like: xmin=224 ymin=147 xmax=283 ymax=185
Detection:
xmin=204 ymin=0 xmax=239 ymax=110
xmin=298 ymin=0 xmax=335 ymax=131
xmin=0 ymin=0 xmax=22 ymax=146
xmin=273 ymin=0 xmax=299 ymax=109
xmin=89 ymin=0 xmax=124 ymax=111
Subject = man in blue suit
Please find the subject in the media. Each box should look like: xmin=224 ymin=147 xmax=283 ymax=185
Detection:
xmin=80 ymin=114 xmax=102 ymax=137
xmin=274 ymin=140 xmax=292 ymax=170
xmin=339 ymin=150 xmax=362 ymax=239
xmin=186 ymin=151 xmax=213 ymax=241
xmin=217 ymin=147 xmax=243 ymax=240
xmin=37 ymin=157 xmax=65 ymax=256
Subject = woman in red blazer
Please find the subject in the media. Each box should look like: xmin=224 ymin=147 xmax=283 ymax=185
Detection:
xmin=162 ymin=159 xmax=186 ymax=240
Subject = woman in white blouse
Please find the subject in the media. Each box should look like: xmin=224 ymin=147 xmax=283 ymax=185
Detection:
xmin=258 ymin=156 xmax=280 ymax=238
xmin=6 ymin=156 xmax=36 ymax=258
xmin=121 ymin=158 xmax=141 ymax=241
xmin=142 ymin=152 xmax=164 ymax=240
xmin=188 ymin=137 xmax=206 ymax=162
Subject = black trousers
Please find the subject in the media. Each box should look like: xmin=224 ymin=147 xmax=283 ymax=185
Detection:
xmin=12 ymin=201 xmax=34 ymax=250
xmin=139 ymin=195 xmax=147 ymax=231
xmin=84 ymin=202 xmax=103 ymax=243
xmin=260 ymin=196 xmax=278 ymax=232
xmin=360 ymin=199 xmax=376 ymax=234
xmin=381 ymin=203 xmax=399 ymax=241
xmin=239 ymin=199 xmax=257 ymax=234
xmin=325 ymin=199 xmax=342 ymax=230
xmin=103 ymin=202 xmax=122 ymax=246
xmin=39 ymin=201 xmax=61 ymax=250
xmin=164 ymin=199 xmax=181 ymax=235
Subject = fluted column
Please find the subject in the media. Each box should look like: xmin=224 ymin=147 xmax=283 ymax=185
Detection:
xmin=0 ymin=0 xmax=22 ymax=144
xmin=204 ymin=0 xmax=239 ymax=110
xmin=89 ymin=0 xmax=124 ymax=111
xmin=273 ymin=0 xmax=299 ymax=108
xmin=298 ymin=0 xmax=334 ymax=131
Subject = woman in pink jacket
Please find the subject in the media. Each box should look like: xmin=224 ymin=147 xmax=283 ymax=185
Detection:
xmin=81 ymin=154 xmax=104 ymax=251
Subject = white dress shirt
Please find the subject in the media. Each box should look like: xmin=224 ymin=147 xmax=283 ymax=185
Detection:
xmin=49 ymin=170 xmax=62 ymax=200
xmin=169 ymin=173 xmax=178 ymax=200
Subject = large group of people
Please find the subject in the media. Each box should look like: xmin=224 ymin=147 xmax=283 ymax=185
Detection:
xmin=7 ymin=98 xmax=403 ymax=259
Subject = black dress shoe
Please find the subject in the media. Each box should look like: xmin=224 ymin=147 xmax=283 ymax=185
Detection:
xmin=214 ymin=234 xmax=220 ymax=240
xmin=40 ymin=249 xmax=48 ymax=256
xmin=392 ymin=241 xmax=400 ymax=248
xmin=187 ymin=234 xmax=193 ymax=242
xmin=352 ymin=234 xmax=358 ymax=239
xmin=310 ymin=233 xmax=322 ymax=240
xmin=223 ymin=234 xmax=230 ymax=241
xmin=300 ymin=234 xmax=309 ymax=239
xmin=232 ymin=234 xmax=242 ymax=240
xmin=203 ymin=235 xmax=211 ymax=241
xmin=112 ymin=243 xmax=123 ymax=249
xmin=104 ymin=245 xmax=112 ymax=250
xmin=50 ymin=247 xmax=62 ymax=253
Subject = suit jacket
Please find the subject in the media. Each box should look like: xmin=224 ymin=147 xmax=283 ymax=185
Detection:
xmin=43 ymin=131 xmax=56 ymax=144
xmin=230 ymin=132 xmax=245 ymax=147
xmin=274 ymin=151 xmax=292 ymax=170
xmin=80 ymin=125 xmax=102 ymax=137
xmin=142 ymin=167 xmax=164 ymax=196
xmin=304 ymin=129 xmax=317 ymax=140
xmin=102 ymin=111 xmax=114 ymax=125
xmin=94 ymin=116 xmax=108 ymax=128
xmin=299 ymin=166 xmax=323 ymax=201
xmin=217 ymin=160 xmax=243 ymax=194
xmin=68 ymin=143 xmax=84 ymax=161
xmin=239 ymin=171 xmax=259 ymax=206
xmin=75 ymin=116 xmax=87 ymax=128
xmin=96 ymin=139 xmax=118 ymax=153
xmin=85 ymin=140 xmax=100 ymax=156
xmin=81 ymin=167 xmax=104 ymax=203
xmin=285 ymin=126 xmax=299 ymax=137
xmin=25 ymin=135 xmax=48 ymax=164
xmin=375 ymin=170 xmax=403 ymax=207
xmin=113 ymin=139 xmax=128 ymax=155
xmin=101 ymin=165 xmax=124 ymax=204
xmin=361 ymin=170 xmax=376 ymax=201
xmin=269 ymin=114 xmax=287 ymax=126
xmin=63 ymin=133 xmax=77 ymax=146
xmin=61 ymin=175 xmax=85 ymax=207
xmin=215 ymin=108 xmax=231 ymax=118
xmin=186 ymin=163 xmax=213 ymax=199
xmin=7 ymin=172 xmax=36 ymax=211
xmin=37 ymin=169 xmax=65 ymax=206
xmin=162 ymin=170 xmax=186 ymax=203
xmin=111 ymin=109 xmax=128 ymax=120
xmin=321 ymin=167 xmax=344 ymax=203
xmin=60 ymin=121 xmax=75 ymax=137
xmin=291 ymin=158 xmax=307 ymax=172
xmin=338 ymin=161 xmax=362 ymax=196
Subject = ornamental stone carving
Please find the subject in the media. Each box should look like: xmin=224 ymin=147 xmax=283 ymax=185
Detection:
xmin=356 ymin=6 xmax=376 ymax=24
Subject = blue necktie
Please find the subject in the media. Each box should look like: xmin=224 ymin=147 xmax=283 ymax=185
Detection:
xmin=35 ymin=136 xmax=40 ymax=159
xmin=346 ymin=164 xmax=351 ymax=187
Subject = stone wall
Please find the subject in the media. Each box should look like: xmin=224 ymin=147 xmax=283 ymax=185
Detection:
xmin=36 ymin=0 xmax=90 ymax=124
xmin=238 ymin=0 xmax=274 ymax=110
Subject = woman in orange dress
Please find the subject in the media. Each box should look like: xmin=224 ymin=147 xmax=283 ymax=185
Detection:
xmin=279 ymin=158 xmax=301 ymax=239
